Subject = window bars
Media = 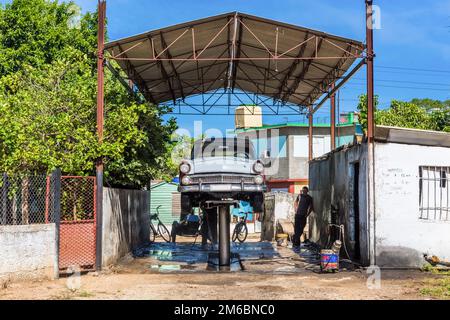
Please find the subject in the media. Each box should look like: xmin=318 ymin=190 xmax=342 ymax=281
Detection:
xmin=419 ymin=166 xmax=450 ymax=221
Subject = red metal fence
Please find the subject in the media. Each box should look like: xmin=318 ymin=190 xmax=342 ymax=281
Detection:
xmin=58 ymin=176 xmax=97 ymax=272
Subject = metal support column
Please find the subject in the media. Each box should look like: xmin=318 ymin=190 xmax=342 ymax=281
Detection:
xmin=52 ymin=169 xmax=61 ymax=279
xmin=330 ymin=82 xmax=336 ymax=150
xmin=1 ymin=174 xmax=8 ymax=225
xmin=218 ymin=205 xmax=231 ymax=267
xmin=366 ymin=0 xmax=376 ymax=266
xmin=95 ymin=0 xmax=106 ymax=271
xmin=308 ymin=105 xmax=313 ymax=161
xmin=366 ymin=0 xmax=375 ymax=142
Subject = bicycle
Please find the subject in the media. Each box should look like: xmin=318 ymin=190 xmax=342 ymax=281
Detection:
xmin=149 ymin=205 xmax=171 ymax=243
xmin=232 ymin=212 xmax=248 ymax=243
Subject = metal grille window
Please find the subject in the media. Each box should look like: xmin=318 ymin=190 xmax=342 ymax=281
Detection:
xmin=419 ymin=166 xmax=450 ymax=221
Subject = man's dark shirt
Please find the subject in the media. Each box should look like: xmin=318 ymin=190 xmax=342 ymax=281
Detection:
xmin=296 ymin=194 xmax=313 ymax=217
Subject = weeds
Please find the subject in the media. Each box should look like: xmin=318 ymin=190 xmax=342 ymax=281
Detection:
xmin=420 ymin=268 xmax=450 ymax=300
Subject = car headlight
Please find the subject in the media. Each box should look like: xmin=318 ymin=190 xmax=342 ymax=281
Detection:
xmin=253 ymin=161 xmax=264 ymax=173
xmin=181 ymin=176 xmax=192 ymax=185
xmin=179 ymin=163 xmax=191 ymax=174
xmin=254 ymin=175 xmax=264 ymax=185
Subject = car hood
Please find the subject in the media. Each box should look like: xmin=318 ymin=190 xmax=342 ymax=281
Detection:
xmin=191 ymin=157 xmax=254 ymax=174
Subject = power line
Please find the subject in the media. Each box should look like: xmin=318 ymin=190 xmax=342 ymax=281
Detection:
xmin=351 ymin=78 xmax=450 ymax=87
xmin=376 ymin=65 xmax=450 ymax=74
xmin=343 ymin=83 xmax=449 ymax=92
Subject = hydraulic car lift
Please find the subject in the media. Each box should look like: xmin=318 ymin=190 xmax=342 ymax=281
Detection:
xmin=205 ymin=200 xmax=240 ymax=269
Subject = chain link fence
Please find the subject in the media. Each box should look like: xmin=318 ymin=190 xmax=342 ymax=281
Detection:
xmin=60 ymin=176 xmax=96 ymax=222
xmin=0 ymin=173 xmax=59 ymax=225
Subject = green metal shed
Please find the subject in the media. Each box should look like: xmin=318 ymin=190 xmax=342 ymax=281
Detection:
xmin=150 ymin=181 xmax=180 ymax=226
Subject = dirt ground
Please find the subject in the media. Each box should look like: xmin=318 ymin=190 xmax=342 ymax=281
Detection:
xmin=0 ymin=237 xmax=446 ymax=300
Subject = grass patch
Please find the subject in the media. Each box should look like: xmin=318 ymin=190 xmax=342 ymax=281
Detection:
xmin=420 ymin=270 xmax=450 ymax=300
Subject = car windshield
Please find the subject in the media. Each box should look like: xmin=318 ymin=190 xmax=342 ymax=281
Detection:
xmin=191 ymin=138 xmax=255 ymax=159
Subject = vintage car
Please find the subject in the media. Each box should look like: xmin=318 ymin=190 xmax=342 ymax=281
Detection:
xmin=178 ymin=137 xmax=266 ymax=213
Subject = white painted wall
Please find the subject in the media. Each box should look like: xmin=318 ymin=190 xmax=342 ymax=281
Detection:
xmin=293 ymin=135 xmax=331 ymax=158
xmin=374 ymin=143 xmax=450 ymax=267
xmin=0 ymin=224 xmax=57 ymax=280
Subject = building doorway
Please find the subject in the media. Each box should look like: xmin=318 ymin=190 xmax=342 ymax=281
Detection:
xmin=352 ymin=162 xmax=361 ymax=261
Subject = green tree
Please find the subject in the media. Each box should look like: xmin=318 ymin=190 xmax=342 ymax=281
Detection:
xmin=356 ymin=93 xmax=379 ymax=133
xmin=357 ymin=94 xmax=450 ymax=133
xmin=0 ymin=0 xmax=177 ymax=188
xmin=377 ymin=100 xmax=433 ymax=130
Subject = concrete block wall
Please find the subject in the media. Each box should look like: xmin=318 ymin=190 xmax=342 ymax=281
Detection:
xmin=261 ymin=192 xmax=296 ymax=241
xmin=0 ymin=224 xmax=57 ymax=280
xmin=308 ymin=143 xmax=370 ymax=265
xmin=102 ymin=187 xmax=150 ymax=267
xmin=374 ymin=142 xmax=450 ymax=267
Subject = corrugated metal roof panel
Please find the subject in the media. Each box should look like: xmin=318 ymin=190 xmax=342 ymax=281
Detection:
xmin=105 ymin=12 xmax=364 ymax=107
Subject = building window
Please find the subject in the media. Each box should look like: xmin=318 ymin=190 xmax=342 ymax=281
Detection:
xmin=293 ymin=135 xmax=331 ymax=158
xmin=419 ymin=166 xmax=450 ymax=221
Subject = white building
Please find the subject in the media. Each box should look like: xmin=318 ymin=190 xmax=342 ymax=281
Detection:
xmin=309 ymin=126 xmax=450 ymax=268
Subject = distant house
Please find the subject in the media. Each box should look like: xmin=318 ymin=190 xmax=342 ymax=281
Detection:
xmin=236 ymin=112 xmax=362 ymax=194
xmin=150 ymin=181 xmax=180 ymax=228
xmin=309 ymin=126 xmax=450 ymax=268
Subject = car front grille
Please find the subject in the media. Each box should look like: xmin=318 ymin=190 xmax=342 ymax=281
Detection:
xmin=190 ymin=174 xmax=255 ymax=184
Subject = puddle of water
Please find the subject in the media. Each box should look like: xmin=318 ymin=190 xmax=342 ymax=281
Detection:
xmin=206 ymin=253 xmax=244 ymax=272
xmin=134 ymin=241 xmax=280 ymax=266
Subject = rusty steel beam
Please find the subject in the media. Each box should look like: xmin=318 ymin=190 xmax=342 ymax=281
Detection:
xmin=312 ymin=59 xmax=365 ymax=114
xmin=231 ymin=14 xmax=243 ymax=92
xmin=109 ymin=55 xmax=361 ymax=62
xmin=330 ymin=82 xmax=336 ymax=150
xmin=117 ymin=44 xmax=156 ymax=104
xmin=151 ymin=39 xmax=177 ymax=104
xmin=281 ymin=38 xmax=323 ymax=103
xmin=159 ymin=32 xmax=185 ymax=101
xmin=366 ymin=0 xmax=375 ymax=142
xmin=96 ymin=0 xmax=106 ymax=271
xmin=275 ymin=32 xmax=310 ymax=100
xmin=301 ymin=43 xmax=352 ymax=106
xmin=308 ymin=105 xmax=313 ymax=161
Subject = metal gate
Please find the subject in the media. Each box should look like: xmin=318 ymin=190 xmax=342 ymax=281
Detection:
xmin=58 ymin=176 xmax=97 ymax=272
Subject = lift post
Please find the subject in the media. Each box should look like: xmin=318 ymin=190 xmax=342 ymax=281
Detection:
xmin=205 ymin=200 xmax=239 ymax=269
xmin=218 ymin=205 xmax=231 ymax=267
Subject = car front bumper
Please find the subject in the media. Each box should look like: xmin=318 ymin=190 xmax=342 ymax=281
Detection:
xmin=179 ymin=184 xmax=266 ymax=193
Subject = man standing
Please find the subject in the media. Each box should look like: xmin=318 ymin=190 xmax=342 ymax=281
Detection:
xmin=293 ymin=186 xmax=314 ymax=251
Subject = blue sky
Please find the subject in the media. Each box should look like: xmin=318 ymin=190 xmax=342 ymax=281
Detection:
xmin=3 ymin=0 xmax=450 ymax=134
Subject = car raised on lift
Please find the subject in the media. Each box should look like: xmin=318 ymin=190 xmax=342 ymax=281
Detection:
xmin=178 ymin=137 xmax=266 ymax=213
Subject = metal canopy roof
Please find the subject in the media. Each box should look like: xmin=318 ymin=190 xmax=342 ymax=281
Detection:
xmin=105 ymin=12 xmax=365 ymax=109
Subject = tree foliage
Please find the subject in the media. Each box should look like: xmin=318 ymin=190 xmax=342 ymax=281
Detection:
xmin=357 ymin=94 xmax=450 ymax=133
xmin=0 ymin=0 xmax=177 ymax=188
